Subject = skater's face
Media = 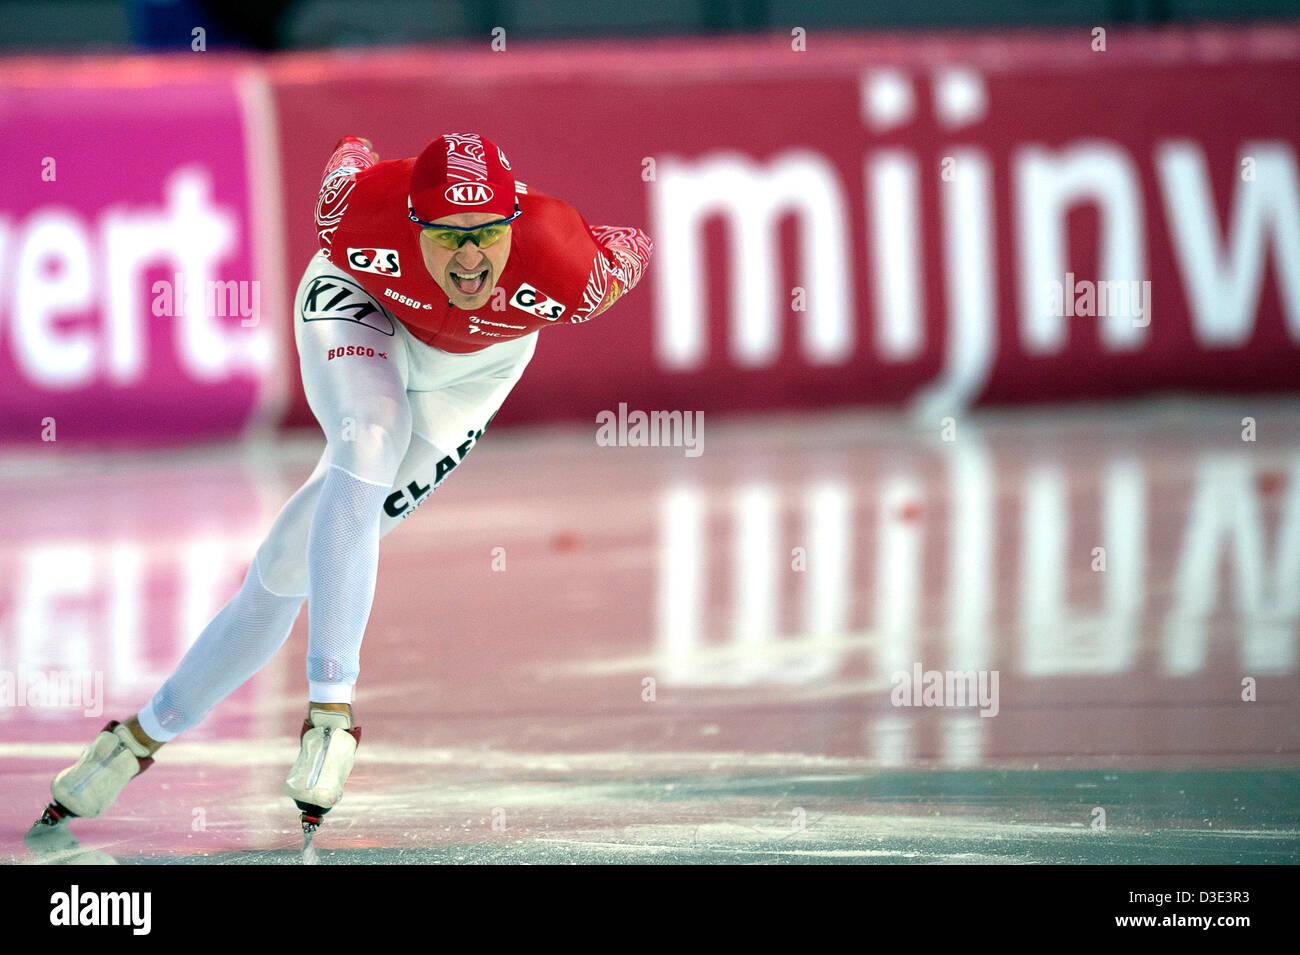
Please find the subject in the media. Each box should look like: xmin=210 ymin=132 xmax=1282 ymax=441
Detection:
xmin=419 ymin=212 xmax=513 ymax=311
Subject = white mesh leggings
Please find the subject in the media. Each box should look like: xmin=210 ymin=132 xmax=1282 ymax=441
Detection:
xmin=303 ymin=463 xmax=391 ymax=701
xmin=139 ymin=433 xmax=456 ymax=741
xmin=137 ymin=255 xmax=536 ymax=742
xmin=139 ymin=311 xmax=413 ymax=740
xmin=141 ymin=556 xmax=305 ymax=741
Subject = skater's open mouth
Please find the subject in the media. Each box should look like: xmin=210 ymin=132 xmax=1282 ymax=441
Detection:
xmin=449 ymin=268 xmax=490 ymax=296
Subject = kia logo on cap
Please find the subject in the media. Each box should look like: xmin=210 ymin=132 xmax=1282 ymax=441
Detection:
xmin=445 ymin=183 xmax=494 ymax=205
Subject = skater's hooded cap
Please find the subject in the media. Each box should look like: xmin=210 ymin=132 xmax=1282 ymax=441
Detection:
xmin=408 ymin=133 xmax=518 ymax=226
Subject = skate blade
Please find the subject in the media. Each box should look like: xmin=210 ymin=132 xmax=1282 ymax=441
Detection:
xmin=297 ymin=802 xmax=328 ymax=863
xmin=302 ymin=829 xmax=319 ymax=864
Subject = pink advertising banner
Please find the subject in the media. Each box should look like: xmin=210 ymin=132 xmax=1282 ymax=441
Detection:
xmin=2 ymin=25 xmax=1299 ymax=446
xmin=0 ymin=69 xmax=280 ymax=444
xmin=271 ymin=27 xmax=1300 ymax=428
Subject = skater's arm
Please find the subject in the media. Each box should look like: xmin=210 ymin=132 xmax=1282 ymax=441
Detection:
xmin=571 ymin=222 xmax=653 ymax=323
xmin=590 ymin=224 xmax=653 ymax=293
xmin=321 ymin=136 xmax=380 ymax=187
xmin=315 ymin=136 xmax=380 ymax=255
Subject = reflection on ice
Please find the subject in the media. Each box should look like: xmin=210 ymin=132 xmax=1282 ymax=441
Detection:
xmin=654 ymin=436 xmax=1298 ymax=688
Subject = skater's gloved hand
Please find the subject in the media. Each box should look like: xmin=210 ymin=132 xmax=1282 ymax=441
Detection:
xmin=334 ymin=136 xmax=379 ymax=161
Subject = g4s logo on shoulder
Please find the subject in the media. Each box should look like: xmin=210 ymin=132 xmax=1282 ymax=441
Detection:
xmin=510 ymin=282 xmax=566 ymax=321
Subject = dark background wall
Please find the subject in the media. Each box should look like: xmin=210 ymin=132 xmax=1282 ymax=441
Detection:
xmin=1 ymin=0 xmax=1298 ymax=53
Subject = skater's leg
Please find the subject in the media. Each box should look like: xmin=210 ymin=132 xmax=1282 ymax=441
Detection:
xmin=131 ymin=252 xmax=412 ymax=743
xmin=38 ymin=499 xmax=322 ymax=822
xmin=131 ymin=451 xmax=335 ymax=745
xmin=137 ymin=559 xmax=307 ymax=743
xmin=126 ymin=405 xmax=410 ymax=748
xmin=303 ymin=458 xmax=405 ymax=706
xmin=295 ymin=263 xmax=413 ymax=710
xmin=126 ymin=362 xmax=453 ymax=748
xmin=281 ymin=271 xmax=412 ymax=829
xmin=282 ymin=334 xmax=535 ymax=834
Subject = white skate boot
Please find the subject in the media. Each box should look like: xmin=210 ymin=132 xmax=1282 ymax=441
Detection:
xmin=284 ymin=708 xmax=361 ymax=835
xmin=49 ymin=721 xmax=155 ymax=819
xmin=26 ymin=720 xmax=156 ymax=852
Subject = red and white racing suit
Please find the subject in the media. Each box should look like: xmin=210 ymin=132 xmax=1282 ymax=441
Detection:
xmin=138 ymin=138 xmax=652 ymax=737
